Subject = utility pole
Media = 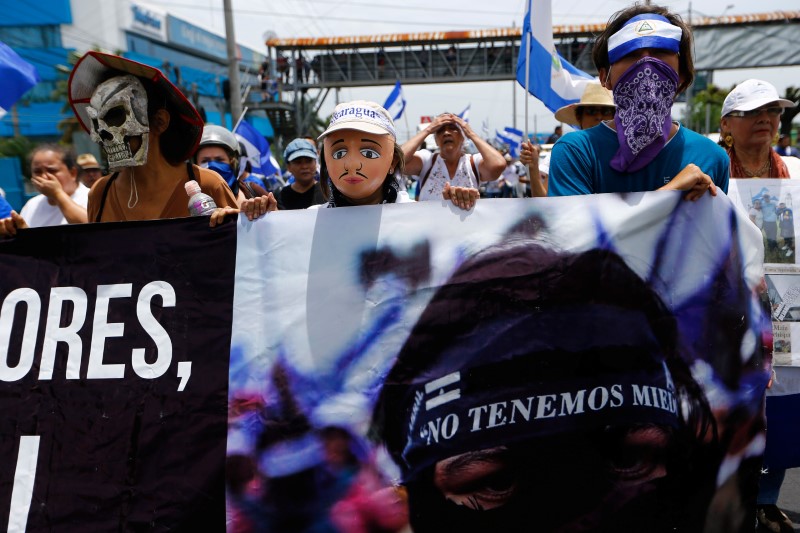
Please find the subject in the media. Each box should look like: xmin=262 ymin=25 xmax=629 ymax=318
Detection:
xmin=223 ymin=0 xmax=243 ymax=126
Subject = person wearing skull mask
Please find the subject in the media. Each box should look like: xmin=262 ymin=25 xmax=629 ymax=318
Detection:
xmin=68 ymin=52 xmax=238 ymax=223
xmin=547 ymin=5 xmax=729 ymax=200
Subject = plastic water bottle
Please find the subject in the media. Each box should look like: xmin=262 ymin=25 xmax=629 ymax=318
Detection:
xmin=185 ymin=180 xmax=217 ymax=216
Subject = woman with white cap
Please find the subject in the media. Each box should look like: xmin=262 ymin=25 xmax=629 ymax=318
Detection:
xmin=719 ymin=79 xmax=795 ymax=179
xmin=720 ymin=80 xmax=798 ymax=533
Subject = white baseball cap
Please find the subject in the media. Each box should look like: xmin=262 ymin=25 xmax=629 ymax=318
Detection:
xmin=721 ymin=79 xmax=795 ymax=118
xmin=318 ymin=100 xmax=396 ymax=140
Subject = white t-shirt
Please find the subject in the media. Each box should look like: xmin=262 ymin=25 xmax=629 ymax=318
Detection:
xmin=501 ymin=163 xmax=520 ymax=186
xmin=416 ymin=149 xmax=484 ymax=201
xmin=20 ymin=183 xmax=89 ymax=228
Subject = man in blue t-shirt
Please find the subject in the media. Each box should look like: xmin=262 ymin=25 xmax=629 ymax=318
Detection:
xmin=548 ymin=6 xmax=729 ymax=198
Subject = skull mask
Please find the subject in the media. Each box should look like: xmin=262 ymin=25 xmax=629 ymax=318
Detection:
xmin=87 ymin=75 xmax=150 ymax=169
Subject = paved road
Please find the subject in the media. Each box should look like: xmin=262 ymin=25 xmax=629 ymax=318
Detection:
xmin=778 ymin=467 xmax=799 ymax=531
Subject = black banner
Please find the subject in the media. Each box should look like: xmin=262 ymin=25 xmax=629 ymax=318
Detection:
xmin=0 ymin=218 xmax=236 ymax=532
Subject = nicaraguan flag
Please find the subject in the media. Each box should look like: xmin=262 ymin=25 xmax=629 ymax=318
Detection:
xmin=516 ymin=0 xmax=594 ymax=114
xmin=383 ymin=80 xmax=407 ymax=121
xmin=235 ymin=120 xmax=280 ymax=177
xmin=458 ymin=104 xmax=470 ymax=123
xmin=496 ymin=127 xmax=523 ymax=158
xmin=0 ymin=41 xmax=40 ymax=119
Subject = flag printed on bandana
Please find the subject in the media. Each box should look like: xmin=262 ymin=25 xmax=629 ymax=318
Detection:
xmin=0 ymin=41 xmax=40 ymax=119
xmin=383 ymin=80 xmax=407 ymax=121
xmin=515 ymin=0 xmax=595 ymax=113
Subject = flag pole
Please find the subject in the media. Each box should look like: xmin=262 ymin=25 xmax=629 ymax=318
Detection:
xmin=523 ymin=0 xmax=533 ymax=189
xmin=233 ymin=106 xmax=249 ymax=132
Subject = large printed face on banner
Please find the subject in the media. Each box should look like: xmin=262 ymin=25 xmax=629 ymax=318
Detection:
xmin=0 ymin=188 xmax=769 ymax=531
xmin=322 ymin=129 xmax=395 ymax=204
xmin=227 ymin=193 xmax=768 ymax=533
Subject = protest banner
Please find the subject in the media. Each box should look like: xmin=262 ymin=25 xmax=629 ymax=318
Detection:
xmin=0 ymin=193 xmax=768 ymax=531
xmin=729 ymin=179 xmax=800 ymax=470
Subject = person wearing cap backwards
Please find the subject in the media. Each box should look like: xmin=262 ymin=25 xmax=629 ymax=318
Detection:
xmin=720 ymin=81 xmax=798 ymax=533
xmin=402 ymin=112 xmax=506 ymax=210
xmin=371 ymin=238 xmax=734 ymax=532
xmin=277 ymin=138 xmax=326 ymax=210
xmin=76 ymin=153 xmax=104 ymax=189
xmin=548 ymin=5 xmax=729 ymax=199
xmin=67 ymin=51 xmax=238 ymax=224
xmin=194 ymin=124 xmax=272 ymax=207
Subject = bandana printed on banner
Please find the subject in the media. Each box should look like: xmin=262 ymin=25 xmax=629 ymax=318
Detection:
xmin=0 ymin=192 xmax=769 ymax=530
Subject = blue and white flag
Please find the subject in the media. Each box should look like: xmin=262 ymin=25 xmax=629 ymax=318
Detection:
xmin=458 ymin=104 xmax=470 ymax=123
xmin=0 ymin=41 xmax=39 ymax=119
xmin=516 ymin=0 xmax=595 ymax=114
xmin=383 ymin=80 xmax=407 ymax=121
xmin=496 ymin=127 xmax=524 ymax=157
xmin=235 ymin=120 xmax=280 ymax=177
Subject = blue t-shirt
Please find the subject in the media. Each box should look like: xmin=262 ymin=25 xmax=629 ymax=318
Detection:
xmin=548 ymin=123 xmax=729 ymax=196
xmin=0 ymin=195 xmax=12 ymax=219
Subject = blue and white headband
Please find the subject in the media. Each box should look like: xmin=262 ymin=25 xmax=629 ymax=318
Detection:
xmin=608 ymin=14 xmax=682 ymax=64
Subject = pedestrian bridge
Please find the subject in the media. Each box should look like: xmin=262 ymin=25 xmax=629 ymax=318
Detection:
xmin=249 ymin=11 xmax=800 ymax=138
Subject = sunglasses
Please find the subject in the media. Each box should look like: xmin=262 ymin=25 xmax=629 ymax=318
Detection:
xmin=580 ymin=106 xmax=615 ymax=118
xmin=726 ymin=106 xmax=784 ymax=118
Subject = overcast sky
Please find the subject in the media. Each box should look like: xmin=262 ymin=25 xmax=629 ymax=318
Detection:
xmin=164 ymin=0 xmax=800 ymax=140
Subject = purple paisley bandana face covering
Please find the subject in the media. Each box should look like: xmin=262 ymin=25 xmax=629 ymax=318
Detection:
xmin=610 ymin=57 xmax=679 ymax=173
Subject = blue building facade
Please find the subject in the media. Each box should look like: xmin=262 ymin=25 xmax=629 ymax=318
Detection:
xmin=0 ymin=0 xmax=272 ymax=140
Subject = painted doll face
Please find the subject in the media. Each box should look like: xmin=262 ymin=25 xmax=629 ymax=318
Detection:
xmin=323 ymin=129 xmax=395 ymax=205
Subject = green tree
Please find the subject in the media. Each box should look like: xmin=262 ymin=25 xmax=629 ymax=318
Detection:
xmin=780 ymin=86 xmax=800 ymax=136
xmin=688 ymin=84 xmax=730 ymax=135
xmin=0 ymin=136 xmax=37 ymax=179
